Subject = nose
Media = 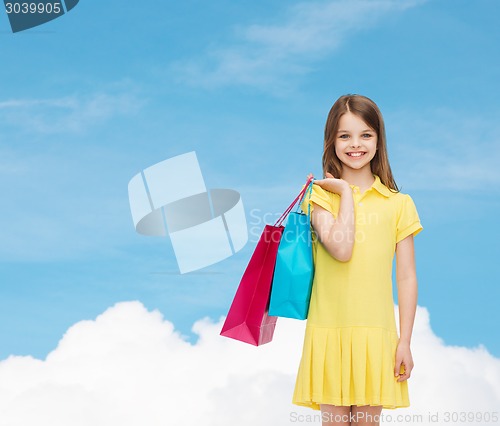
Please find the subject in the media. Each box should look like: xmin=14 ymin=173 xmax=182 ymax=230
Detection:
xmin=350 ymin=137 xmax=361 ymax=148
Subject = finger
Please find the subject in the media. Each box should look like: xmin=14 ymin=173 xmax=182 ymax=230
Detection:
xmin=394 ymin=361 xmax=402 ymax=377
xmin=397 ymin=370 xmax=411 ymax=382
xmin=396 ymin=362 xmax=410 ymax=381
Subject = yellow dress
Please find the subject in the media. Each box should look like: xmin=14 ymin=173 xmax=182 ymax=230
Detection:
xmin=292 ymin=174 xmax=423 ymax=410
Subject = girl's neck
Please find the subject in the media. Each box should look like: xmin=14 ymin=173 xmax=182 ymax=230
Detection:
xmin=340 ymin=168 xmax=375 ymax=191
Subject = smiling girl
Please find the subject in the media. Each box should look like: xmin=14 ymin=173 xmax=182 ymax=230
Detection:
xmin=292 ymin=94 xmax=423 ymax=426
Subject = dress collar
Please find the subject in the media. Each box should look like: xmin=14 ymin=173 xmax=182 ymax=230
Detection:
xmin=372 ymin=174 xmax=394 ymax=197
xmin=349 ymin=174 xmax=393 ymax=197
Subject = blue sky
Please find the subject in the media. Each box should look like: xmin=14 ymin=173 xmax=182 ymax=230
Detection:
xmin=0 ymin=0 xmax=498 ymax=364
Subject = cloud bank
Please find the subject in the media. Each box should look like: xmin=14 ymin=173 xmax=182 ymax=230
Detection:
xmin=0 ymin=301 xmax=498 ymax=426
xmin=0 ymin=85 xmax=145 ymax=134
xmin=386 ymin=108 xmax=500 ymax=192
xmin=172 ymin=0 xmax=428 ymax=93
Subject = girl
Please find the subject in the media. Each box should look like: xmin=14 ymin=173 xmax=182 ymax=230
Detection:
xmin=292 ymin=94 xmax=422 ymax=426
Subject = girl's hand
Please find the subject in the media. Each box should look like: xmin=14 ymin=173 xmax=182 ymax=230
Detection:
xmin=308 ymin=172 xmax=350 ymax=196
xmin=394 ymin=341 xmax=414 ymax=382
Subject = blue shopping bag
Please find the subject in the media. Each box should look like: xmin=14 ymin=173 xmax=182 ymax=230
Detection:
xmin=268 ymin=178 xmax=315 ymax=320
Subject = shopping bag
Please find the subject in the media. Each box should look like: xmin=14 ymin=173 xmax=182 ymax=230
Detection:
xmin=219 ymin=224 xmax=283 ymax=346
xmin=220 ymin=176 xmax=314 ymax=345
xmin=268 ymin=179 xmax=315 ymax=320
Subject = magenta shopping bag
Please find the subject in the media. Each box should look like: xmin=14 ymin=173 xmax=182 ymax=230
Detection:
xmin=220 ymin=225 xmax=283 ymax=345
xmin=220 ymin=176 xmax=314 ymax=346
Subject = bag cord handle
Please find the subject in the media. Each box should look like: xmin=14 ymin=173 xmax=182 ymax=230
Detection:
xmin=274 ymin=176 xmax=315 ymax=227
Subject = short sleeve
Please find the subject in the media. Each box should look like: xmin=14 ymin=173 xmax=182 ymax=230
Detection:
xmin=299 ymin=183 xmax=336 ymax=218
xmin=396 ymin=194 xmax=423 ymax=243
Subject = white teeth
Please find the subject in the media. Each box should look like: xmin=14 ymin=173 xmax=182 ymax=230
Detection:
xmin=348 ymin=152 xmax=365 ymax=157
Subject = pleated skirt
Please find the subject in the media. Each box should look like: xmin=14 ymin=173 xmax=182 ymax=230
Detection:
xmin=292 ymin=325 xmax=410 ymax=410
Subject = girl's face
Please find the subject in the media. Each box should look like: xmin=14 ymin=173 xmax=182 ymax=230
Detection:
xmin=334 ymin=112 xmax=378 ymax=172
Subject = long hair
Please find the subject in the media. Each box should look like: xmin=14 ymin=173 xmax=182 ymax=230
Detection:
xmin=322 ymin=94 xmax=399 ymax=192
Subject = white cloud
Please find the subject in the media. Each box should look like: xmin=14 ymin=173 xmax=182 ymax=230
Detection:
xmin=0 ymin=301 xmax=497 ymax=426
xmin=172 ymin=0 xmax=427 ymax=93
xmin=0 ymin=87 xmax=146 ymax=134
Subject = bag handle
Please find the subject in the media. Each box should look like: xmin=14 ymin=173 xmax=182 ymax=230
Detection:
xmin=274 ymin=176 xmax=315 ymax=227
xmin=298 ymin=179 xmax=314 ymax=223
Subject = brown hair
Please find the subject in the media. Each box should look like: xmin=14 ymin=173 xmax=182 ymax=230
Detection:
xmin=322 ymin=94 xmax=399 ymax=192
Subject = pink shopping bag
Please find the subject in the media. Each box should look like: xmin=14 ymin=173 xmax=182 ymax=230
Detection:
xmin=220 ymin=176 xmax=314 ymax=345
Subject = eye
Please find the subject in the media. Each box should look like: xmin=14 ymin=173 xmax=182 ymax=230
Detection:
xmin=338 ymin=134 xmax=349 ymax=139
xmin=362 ymin=133 xmax=373 ymax=138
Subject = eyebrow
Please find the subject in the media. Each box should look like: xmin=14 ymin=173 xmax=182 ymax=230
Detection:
xmin=337 ymin=129 xmax=374 ymax=133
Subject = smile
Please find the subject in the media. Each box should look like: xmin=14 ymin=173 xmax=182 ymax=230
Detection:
xmin=346 ymin=152 xmax=366 ymax=157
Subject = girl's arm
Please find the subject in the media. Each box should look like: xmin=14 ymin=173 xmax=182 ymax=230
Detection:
xmin=394 ymin=234 xmax=418 ymax=381
xmin=310 ymin=184 xmax=355 ymax=262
